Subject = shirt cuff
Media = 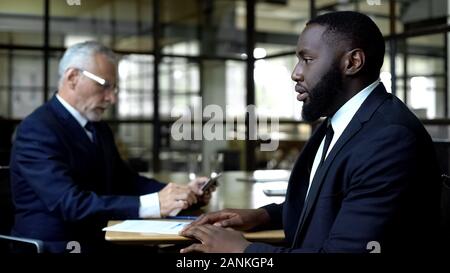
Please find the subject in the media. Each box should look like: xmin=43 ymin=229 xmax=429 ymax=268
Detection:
xmin=139 ymin=192 xmax=161 ymax=218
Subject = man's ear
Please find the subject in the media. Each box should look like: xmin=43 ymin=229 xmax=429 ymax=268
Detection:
xmin=342 ymin=48 xmax=365 ymax=76
xmin=65 ymin=68 xmax=80 ymax=90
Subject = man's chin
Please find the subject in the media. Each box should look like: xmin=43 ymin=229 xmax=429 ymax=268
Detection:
xmin=301 ymin=108 xmax=322 ymax=123
xmin=86 ymin=112 xmax=103 ymax=122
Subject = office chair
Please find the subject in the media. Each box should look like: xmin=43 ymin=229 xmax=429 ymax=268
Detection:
xmin=0 ymin=166 xmax=44 ymax=253
xmin=442 ymin=174 xmax=450 ymax=242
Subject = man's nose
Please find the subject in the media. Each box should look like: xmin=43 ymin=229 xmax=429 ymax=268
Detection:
xmin=291 ymin=63 xmax=304 ymax=82
xmin=106 ymin=91 xmax=117 ymax=104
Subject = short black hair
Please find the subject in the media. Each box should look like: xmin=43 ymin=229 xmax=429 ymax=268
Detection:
xmin=307 ymin=11 xmax=385 ymax=79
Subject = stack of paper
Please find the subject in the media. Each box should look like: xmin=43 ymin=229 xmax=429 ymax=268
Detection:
xmin=102 ymin=220 xmax=191 ymax=235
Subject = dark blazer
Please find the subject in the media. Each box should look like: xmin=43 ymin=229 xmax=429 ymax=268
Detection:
xmin=10 ymin=95 xmax=165 ymax=253
xmin=246 ymin=83 xmax=441 ymax=253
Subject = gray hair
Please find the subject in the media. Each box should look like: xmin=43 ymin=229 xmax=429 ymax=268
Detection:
xmin=58 ymin=41 xmax=117 ymax=86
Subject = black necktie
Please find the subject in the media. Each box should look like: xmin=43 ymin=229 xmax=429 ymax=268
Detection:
xmin=319 ymin=120 xmax=334 ymax=167
xmin=84 ymin=122 xmax=97 ymax=144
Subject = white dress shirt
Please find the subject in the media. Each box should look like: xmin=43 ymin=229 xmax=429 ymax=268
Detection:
xmin=56 ymin=94 xmax=161 ymax=218
xmin=306 ymin=79 xmax=380 ymax=198
xmin=56 ymin=94 xmax=92 ymax=141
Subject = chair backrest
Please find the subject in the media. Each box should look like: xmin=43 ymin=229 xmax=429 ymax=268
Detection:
xmin=433 ymin=141 xmax=450 ymax=174
xmin=0 ymin=166 xmax=13 ymax=235
xmin=0 ymin=166 xmax=14 ymax=253
xmin=0 ymin=166 xmax=44 ymax=253
xmin=441 ymin=175 xmax=450 ymax=243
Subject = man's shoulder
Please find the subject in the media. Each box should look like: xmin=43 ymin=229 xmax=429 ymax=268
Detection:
xmin=373 ymin=95 xmax=426 ymax=132
xmin=18 ymin=101 xmax=58 ymax=133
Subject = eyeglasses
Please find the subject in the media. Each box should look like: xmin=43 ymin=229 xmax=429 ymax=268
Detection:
xmin=78 ymin=69 xmax=118 ymax=94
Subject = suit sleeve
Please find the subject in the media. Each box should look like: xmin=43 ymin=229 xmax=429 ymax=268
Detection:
xmin=259 ymin=203 xmax=283 ymax=230
xmin=13 ymin=119 xmax=143 ymax=221
xmin=246 ymin=125 xmax=422 ymax=253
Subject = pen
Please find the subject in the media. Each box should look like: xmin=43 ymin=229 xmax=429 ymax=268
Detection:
xmin=166 ymin=216 xmax=198 ymax=220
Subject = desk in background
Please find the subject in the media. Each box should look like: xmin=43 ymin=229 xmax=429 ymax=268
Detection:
xmin=142 ymin=170 xmax=288 ymax=211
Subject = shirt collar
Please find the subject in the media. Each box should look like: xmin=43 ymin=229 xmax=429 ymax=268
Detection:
xmin=55 ymin=93 xmax=88 ymax=128
xmin=330 ymin=79 xmax=380 ymax=137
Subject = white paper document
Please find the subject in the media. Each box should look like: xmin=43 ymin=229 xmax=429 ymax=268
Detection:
xmin=102 ymin=220 xmax=191 ymax=235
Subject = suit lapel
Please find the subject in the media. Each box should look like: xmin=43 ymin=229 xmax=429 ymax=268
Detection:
xmin=48 ymin=95 xmax=97 ymax=151
xmin=295 ymin=119 xmax=363 ymax=236
xmin=293 ymin=84 xmax=391 ymax=243
xmin=284 ymin=121 xmax=327 ymax=231
xmin=288 ymin=121 xmax=327 ymax=189
xmin=48 ymin=95 xmax=115 ymax=193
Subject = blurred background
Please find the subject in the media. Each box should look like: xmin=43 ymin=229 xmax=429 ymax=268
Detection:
xmin=0 ymin=0 xmax=449 ymax=174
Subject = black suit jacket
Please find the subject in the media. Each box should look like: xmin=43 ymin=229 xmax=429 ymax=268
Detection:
xmin=246 ymin=83 xmax=441 ymax=253
xmin=10 ymin=95 xmax=165 ymax=253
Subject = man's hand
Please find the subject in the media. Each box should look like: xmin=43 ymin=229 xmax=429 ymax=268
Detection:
xmin=181 ymin=208 xmax=270 ymax=232
xmin=188 ymin=177 xmax=216 ymax=206
xmin=158 ymin=183 xmax=198 ymax=217
xmin=180 ymin=224 xmax=251 ymax=253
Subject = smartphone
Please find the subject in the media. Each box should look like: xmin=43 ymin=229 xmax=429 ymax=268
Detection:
xmin=263 ymin=188 xmax=286 ymax=196
xmin=201 ymin=173 xmax=222 ymax=192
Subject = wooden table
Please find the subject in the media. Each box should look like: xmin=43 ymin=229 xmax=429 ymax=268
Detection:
xmin=105 ymin=220 xmax=285 ymax=245
xmin=105 ymin=170 xmax=288 ymax=245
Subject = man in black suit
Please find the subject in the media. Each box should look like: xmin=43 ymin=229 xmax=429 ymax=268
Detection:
xmin=180 ymin=11 xmax=441 ymax=253
xmin=10 ymin=41 xmax=212 ymax=253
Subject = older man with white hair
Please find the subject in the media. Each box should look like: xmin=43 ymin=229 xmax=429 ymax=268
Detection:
xmin=9 ymin=41 xmax=212 ymax=253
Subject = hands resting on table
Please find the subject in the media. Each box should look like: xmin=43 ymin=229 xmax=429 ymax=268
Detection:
xmin=179 ymin=208 xmax=271 ymax=253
